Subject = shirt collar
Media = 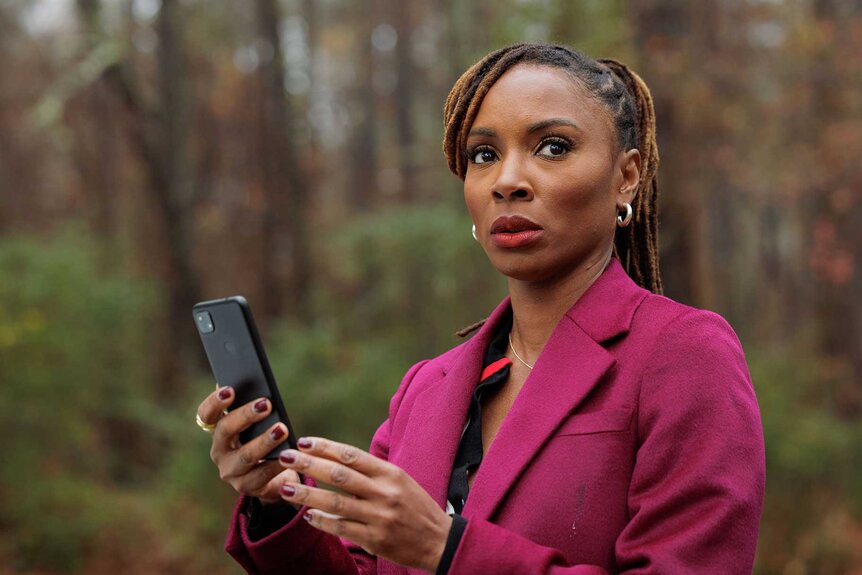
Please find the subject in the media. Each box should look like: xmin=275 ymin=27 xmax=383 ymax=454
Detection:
xmin=480 ymin=308 xmax=512 ymax=381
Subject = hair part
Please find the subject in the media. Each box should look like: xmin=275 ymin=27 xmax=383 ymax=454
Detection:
xmin=443 ymin=43 xmax=662 ymax=317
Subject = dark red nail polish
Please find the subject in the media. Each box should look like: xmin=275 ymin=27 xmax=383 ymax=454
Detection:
xmin=303 ymin=512 xmax=312 ymax=522
xmin=270 ymin=426 xmax=285 ymax=441
xmin=281 ymin=484 xmax=296 ymax=497
xmin=253 ymin=399 xmax=268 ymax=413
xmin=218 ymin=387 xmax=231 ymax=400
xmin=280 ymin=451 xmax=296 ymax=465
xmin=298 ymin=438 xmax=313 ymax=449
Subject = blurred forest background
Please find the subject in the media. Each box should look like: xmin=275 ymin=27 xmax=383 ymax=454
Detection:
xmin=0 ymin=0 xmax=860 ymax=573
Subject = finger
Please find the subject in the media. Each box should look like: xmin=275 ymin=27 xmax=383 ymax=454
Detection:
xmin=231 ymin=460 xmax=283 ymax=499
xmin=213 ymin=397 xmax=272 ymax=451
xmin=296 ymin=437 xmax=388 ymax=478
xmin=302 ymin=509 xmax=373 ymax=544
xmin=280 ymin=482 xmax=372 ymax=521
xmin=226 ymin=421 xmax=290 ymax=476
xmin=279 ymin=449 xmax=377 ymax=497
xmin=258 ymin=468 xmax=301 ymax=504
xmin=197 ymin=385 xmax=235 ymax=426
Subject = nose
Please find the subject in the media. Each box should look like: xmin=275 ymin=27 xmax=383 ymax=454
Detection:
xmin=492 ymin=154 xmax=534 ymax=202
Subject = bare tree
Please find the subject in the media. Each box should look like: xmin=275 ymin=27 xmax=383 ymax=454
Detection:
xmin=809 ymin=0 xmax=862 ymax=406
xmin=348 ymin=0 xmax=380 ymax=210
xmin=392 ymin=0 xmax=418 ymax=202
xmin=255 ymin=0 xmax=313 ymax=322
xmin=630 ymin=0 xmax=719 ymax=310
xmin=101 ymin=0 xmax=202 ymax=397
xmin=72 ymin=0 xmax=121 ymax=246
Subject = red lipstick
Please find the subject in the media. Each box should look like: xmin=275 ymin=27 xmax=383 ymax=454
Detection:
xmin=489 ymin=215 xmax=544 ymax=249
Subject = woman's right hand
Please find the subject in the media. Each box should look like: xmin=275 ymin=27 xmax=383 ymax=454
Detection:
xmin=197 ymin=386 xmax=298 ymax=506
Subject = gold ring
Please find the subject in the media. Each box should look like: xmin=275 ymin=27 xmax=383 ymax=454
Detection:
xmin=196 ymin=413 xmax=216 ymax=433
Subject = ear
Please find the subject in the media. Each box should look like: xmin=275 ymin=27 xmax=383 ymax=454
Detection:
xmin=616 ymin=148 xmax=641 ymax=206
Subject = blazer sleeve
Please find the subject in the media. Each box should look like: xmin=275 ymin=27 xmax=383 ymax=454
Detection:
xmin=224 ymin=359 xmax=431 ymax=575
xmin=444 ymin=309 xmax=764 ymax=575
xmin=615 ymin=308 xmax=765 ymax=573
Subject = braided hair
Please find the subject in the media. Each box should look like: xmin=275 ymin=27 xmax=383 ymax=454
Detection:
xmin=444 ymin=43 xmax=662 ymax=300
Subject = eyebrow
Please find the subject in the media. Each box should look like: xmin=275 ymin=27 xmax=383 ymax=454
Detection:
xmin=527 ymin=118 xmax=581 ymax=133
xmin=466 ymin=118 xmax=581 ymax=140
xmin=466 ymin=127 xmax=496 ymax=138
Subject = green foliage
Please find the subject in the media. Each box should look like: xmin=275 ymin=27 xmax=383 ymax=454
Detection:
xmin=0 ymin=208 xmax=508 ymax=572
xmin=0 ymin=230 xmax=155 ymax=570
xmin=751 ymin=348 xmax=862 ymax=574
xmin=0 ymin=231 xmax=239 ymax=573
xmin=269 ymin=204 xmax=507 ymax=448
xmin=326 ymin=204 xmax=505 ymax=353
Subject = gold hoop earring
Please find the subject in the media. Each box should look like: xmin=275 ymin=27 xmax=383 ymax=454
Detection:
xmin=617 ymin=203 xmax=633 ymax=228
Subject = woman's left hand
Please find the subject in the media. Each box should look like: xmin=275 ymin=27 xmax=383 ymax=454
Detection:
xmin=278 ymin=437 xmax=452 ymax=573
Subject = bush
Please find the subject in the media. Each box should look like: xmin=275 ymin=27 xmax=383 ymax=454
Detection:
xmin=0 ymin=230 xmax=160 ymax=570
xmin=751 ymin=348 xmax=862 ymax=574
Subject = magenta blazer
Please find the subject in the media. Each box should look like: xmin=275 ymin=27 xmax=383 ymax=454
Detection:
xmin=225 ymin=258 xmax=765 ymax=574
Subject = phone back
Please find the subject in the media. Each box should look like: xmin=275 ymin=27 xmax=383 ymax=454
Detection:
xmin=193 ymin=297 xmax=295 ymax=458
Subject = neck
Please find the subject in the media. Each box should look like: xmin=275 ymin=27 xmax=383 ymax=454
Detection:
xmin=507 ymin=251 xmax=612 ymax=364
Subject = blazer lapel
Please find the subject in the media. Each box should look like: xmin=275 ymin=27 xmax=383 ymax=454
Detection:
xmin=395 ymin=298 xmax=513 ymax=508
xmin=398 ymin=259 xmax=648 ymax=514
xmin=462 ymin=315 xmax=615 ymax=520
xmin=463 ymin=258 xmax=647 ymax=521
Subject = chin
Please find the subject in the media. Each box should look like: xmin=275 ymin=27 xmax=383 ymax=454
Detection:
xmin=487 ymin=248 xmax=603 ymax=285
xmin=489 ymin=258 xmax=556 ymax=283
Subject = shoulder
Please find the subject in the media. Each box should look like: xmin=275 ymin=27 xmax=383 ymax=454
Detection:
xmin=633 ymin=292 xmax=745 ymax=362
xmin=388 ymin=335 xmax=477 ymax=403
xmin=396 ymin=335 xmax=475 ymax=392
xmin=629 ymin=293 xmax=755 ymax=414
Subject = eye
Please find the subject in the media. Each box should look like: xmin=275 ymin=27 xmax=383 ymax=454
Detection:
xmin=469 ymin=147 xmax=498 ymax=164
xmin=536 ymin=138 xmax=571 ymax=158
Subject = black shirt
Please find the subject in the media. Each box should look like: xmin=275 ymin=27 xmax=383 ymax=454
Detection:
xmin=446 ymin=310 xmax=512 ymax=514
xmin=437 ymin=311 xmax=512 ymax=573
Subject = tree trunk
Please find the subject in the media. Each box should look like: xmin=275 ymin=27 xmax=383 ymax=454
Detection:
xmin=348 ymin=0 xmax=379 ymax=210
xmin=153 ymin=0 xmax=200 ymax=399
xmin=73 ymin=0 xmax=120 ymax=248
xmin=393 ymin=0 xmax=417 ymax=202
xmin=809 ymin=0 xmax=862 ymax=412
xmin=630 ymin=0 xmax=717 ymax=310
xmin=255 ymin=0 xmax=313 ymax=322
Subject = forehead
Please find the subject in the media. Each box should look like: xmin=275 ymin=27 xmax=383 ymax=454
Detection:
xmin=471 ymin=64 xmax=614 ymax=138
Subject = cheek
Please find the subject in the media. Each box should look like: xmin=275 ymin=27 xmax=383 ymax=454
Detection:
xmin=543 ymin=163 xmax=616 ymax=223
xmin=462 ymin=179 xmax=483 ymax=221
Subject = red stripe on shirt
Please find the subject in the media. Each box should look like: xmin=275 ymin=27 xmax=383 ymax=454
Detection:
xmin=480 ymin=357 xmax=512 ymax=382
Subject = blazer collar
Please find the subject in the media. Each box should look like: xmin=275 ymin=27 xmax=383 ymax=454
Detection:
xmin=444 ymin=257 xmax=647 ymax=375
xmin=565 ymin=257 xmax=648 ymax=344
xmin=394 ymin=296 xmax=513 ymax=508
xmin=398 ymin=258 xmax=648 ymax=517
xmin=462 ymin=258 xmax=648 ymax=520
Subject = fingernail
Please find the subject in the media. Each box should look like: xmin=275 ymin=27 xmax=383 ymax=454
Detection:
xmin=298 ymin=437 xmax=313 ymax=449
xmin=281 ymin=484 xmax=296 ymax=497
xmin=279 ymin=451 xmax=296 ymax=465
xmin=253 ymin=399 xmax=269 ymax=413
xmin=303 ymin=512 xmax=313 ymax=522
xmin=270 ymin=426 xmax=285 ymax=441
xmin=218 ymin=387 xmax=231 ymax=400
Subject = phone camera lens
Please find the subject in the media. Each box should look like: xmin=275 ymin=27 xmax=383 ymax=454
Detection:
xmin=196 ymin=311 xmax=215 ymax=333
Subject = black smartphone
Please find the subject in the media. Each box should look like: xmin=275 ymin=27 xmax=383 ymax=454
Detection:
xmin=193 ymin=296 xmax=297 ymax=459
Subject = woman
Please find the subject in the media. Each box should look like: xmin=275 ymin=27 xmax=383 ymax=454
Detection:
xmin=196 ymin=43 xmax=765 ymax=574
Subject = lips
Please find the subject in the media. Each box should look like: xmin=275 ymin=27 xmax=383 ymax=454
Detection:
xmin=488 ymin=215 xmax=544 ymax=249
xmin=490 ymin=215 xmax=543 ymax=234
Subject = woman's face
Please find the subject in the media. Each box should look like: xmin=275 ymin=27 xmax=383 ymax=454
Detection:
xmin=464 ymin=64 xmax=639 ymax=284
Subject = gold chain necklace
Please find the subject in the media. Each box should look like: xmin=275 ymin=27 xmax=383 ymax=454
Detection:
xmin=508 ymin=333 xmax=534 ymax=370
